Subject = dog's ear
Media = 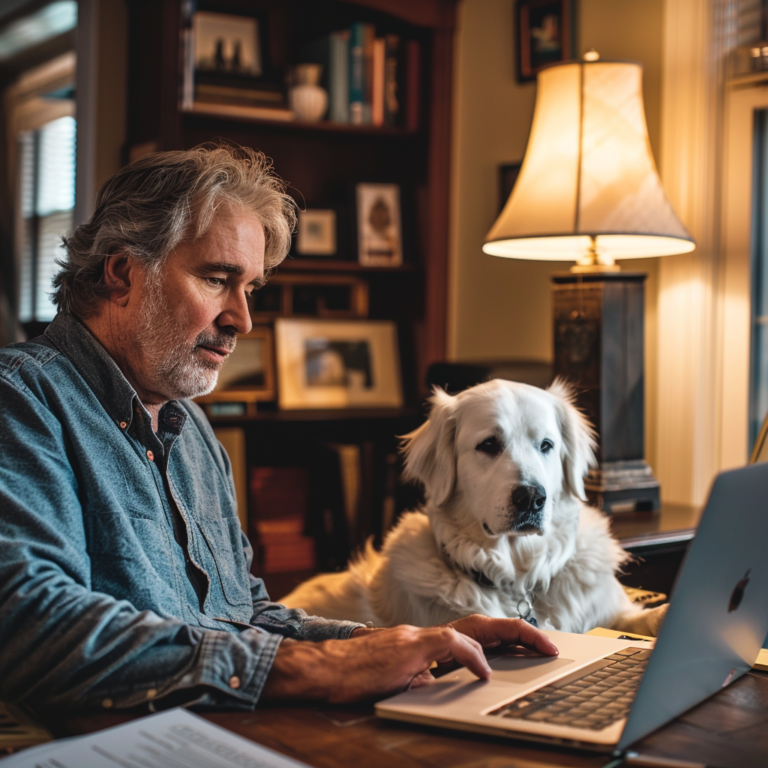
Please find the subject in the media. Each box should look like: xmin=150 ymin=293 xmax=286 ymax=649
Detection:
xmin=547 ymin=378 xmax=597 ymax=501
xmin=399 ymin=387 xmax=458 ymax=506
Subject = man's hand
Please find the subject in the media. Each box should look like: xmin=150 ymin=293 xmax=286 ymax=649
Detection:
xmin=261 ymin=617 xmax=558 ymax=704
xmin=446 ymin=614 xmax=560 ymax=657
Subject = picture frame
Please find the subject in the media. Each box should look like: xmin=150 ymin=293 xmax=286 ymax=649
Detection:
xmin=296 ymin=209 xmax=337 ymax=257
xmin=355 ymin=183 xmax=403 ymax=267
xmin=251 ymin=274 xmax=369 ymax=321
xmin=275 ymin=318 xmax=403 ymax=410
xmin=499 ymin=162 xmax=522 ymax=213
xmin=193 ymin=11 xmax=263 ymax=77
xmin=195 ymin=327 xmax=275 ymax=414
xmin=516 ymin=0 xmax=575 ymax=83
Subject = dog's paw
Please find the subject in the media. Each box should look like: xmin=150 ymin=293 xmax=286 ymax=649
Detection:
xmin=642 ymin=603 xmax=668 ymax=636
xmin=613 ymin=603 xmax=668 ymax=637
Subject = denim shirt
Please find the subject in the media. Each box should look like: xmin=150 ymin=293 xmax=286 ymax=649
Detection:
xmin=0 ymin=312 xmax=362 ymax=713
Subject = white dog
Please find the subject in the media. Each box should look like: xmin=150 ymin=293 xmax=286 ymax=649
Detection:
xmin=281 ymin=379 xmax=667 ymax=636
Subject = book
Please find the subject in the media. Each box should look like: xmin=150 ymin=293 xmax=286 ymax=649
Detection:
xmin=362 ymin=23 xmax=375 ymax=124
xmin=185 ymin=101 xmax=295 ymax=122
xmin=349 ymin=22 xmax=374 ymax=124
xmin=371 ymin=37 xmax=385 ymax=126
xmin=383 ymin=34 xmax=401 ymax=127
xmin=250 ymin=467 xmax=308 ymax=520
xmin=405 ymin=39 xmax=421 ymax=131
xmin=329 ymin=30 xmax=350 ymax=122
xmin=179 ymin=0 xmax=196 ymax=110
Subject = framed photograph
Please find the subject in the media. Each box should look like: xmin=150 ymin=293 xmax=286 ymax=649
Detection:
xmin=296 ymin=209 xmax=337 ymax=257
xmin=356 ymin=183 xmax=403 ymax=267
xmin=275 ymin=319 xmax=403 ymax=410
xmin=516 ymin=0 xmax=575 ymax=83
xmin=499 ymin=162 xmax=522 ymax=213
xmin=196 ymin=327 xmax=275 ymax=412
xmin=193 ymin=11 xmax=263 ymax=77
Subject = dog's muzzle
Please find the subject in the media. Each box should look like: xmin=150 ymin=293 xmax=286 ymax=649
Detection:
xmin=509 ymin=484 xmax=546 ymax=534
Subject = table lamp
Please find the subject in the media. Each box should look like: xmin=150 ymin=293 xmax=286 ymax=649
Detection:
xmin=483 ymin=53 xmax=695 ymax=511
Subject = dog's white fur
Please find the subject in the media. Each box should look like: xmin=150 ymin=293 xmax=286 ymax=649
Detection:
xmin=281 ymin=379 xmax=666 ymax=635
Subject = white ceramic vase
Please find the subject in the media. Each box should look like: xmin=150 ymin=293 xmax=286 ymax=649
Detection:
xmin=289 ymin=84 xmax=328 ymax=122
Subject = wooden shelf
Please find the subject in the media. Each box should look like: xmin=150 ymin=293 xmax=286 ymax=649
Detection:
xmin=183 ymin=106 xmax=422 ymax=138
xmin=205 ymin=407 xmax=419 ymax=423
xmin=276 ymin=258 xmax=419 ymax=274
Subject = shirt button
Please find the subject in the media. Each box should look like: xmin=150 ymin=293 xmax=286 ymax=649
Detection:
xmin=101 ymin=698 xmax=113 ymax=709
xmin=228 ymin=676 xmax=241 ymax=690
xmin=119 ymin=421 xmax=127 ymax=429
xmin=147 ymin=450 xmax=154 ymax=461
xmin=146 ymin=688 xmax=157 ymax=699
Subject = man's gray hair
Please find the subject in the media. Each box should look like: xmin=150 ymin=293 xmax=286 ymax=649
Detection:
xmin=53 ymin=142 xmax=296 ymax=318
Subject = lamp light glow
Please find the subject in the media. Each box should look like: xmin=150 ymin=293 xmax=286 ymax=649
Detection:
xmin=483 ymin=56 xmax=695 ymax=269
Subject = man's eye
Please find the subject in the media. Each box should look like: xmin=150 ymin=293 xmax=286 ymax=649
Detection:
xmin=541 ymin=439 xmax=554 ymax=454
xmin=206 ymin=277 xmax=226 ymax=287
xmin=476 ymin=436 xmax=503 ymax=456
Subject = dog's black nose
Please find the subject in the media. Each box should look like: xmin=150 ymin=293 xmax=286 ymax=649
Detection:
xmin=512 ymin=484 xmax=547 ymax=513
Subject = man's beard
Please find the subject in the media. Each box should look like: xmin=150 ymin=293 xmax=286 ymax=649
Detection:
xmin=135 ymin=276 xmax=237 ymax=400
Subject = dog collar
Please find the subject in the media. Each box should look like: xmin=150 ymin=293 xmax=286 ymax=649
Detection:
xmin=450 ymin=557 xmax=539 ymax=627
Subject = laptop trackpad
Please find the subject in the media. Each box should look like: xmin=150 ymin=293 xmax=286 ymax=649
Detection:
xmin=490 ymin=654 xmax=575 ymax=684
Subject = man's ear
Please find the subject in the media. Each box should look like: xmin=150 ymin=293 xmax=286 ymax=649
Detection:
xmin=400 ymin=387 xmax=458 ymax=507
xmin=103 ymin=253 xmax=135 ymax=306
xmin=547 ymin=378 xmax=596 ymax=501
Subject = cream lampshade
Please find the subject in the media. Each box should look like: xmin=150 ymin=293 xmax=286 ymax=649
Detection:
xmin=483 ymin=55 xmax=694 ymax=269
xmin=481 ymin=54 xmax=696 ymax=511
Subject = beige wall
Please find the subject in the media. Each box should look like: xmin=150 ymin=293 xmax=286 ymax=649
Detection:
xmin=448 ymin=0 xmax=665 ymax=469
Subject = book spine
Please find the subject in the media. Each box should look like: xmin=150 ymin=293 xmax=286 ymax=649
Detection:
xmin=179 ymin=0 xmax=196 ymax=110
xmin=383 ymin=35 xmax=400 ymax=127
xmin=371 ymin=38 xmax=385 ymax=127
xmin=362 ymin=23 xmax=375 ymax=124
xmin=349 ymin=23 xmax=366 ymax=125
xmin=405 ymin=39 xmax=421 ymax=132
xmin=329 ymin=31 xmax=350 ymax=123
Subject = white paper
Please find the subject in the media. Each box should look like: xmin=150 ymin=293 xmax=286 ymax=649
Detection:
xmin=3 ymin=708 xmax=309 ymax=768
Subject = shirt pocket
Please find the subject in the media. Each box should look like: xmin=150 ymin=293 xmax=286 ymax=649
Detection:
xmin=84 ymin=513 xmax=181 ymax=616
xmin=194 ymin=517 xmax=252 ymax=610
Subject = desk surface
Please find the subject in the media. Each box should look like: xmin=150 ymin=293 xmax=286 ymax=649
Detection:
xmin=60 ymin=669 xmax=768 ymax=768
xmin=610 ymin=503 xmax=703 ymax=547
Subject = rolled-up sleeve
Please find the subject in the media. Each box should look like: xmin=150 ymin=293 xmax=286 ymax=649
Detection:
xmin=239 ymin=532 xmax=364 ymax=641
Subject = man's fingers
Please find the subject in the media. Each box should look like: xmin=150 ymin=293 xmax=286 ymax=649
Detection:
xmin=426 ymin=627 xmax=491 ymax=680
xmin=507 ymin=620 xmax=559 ymax=656
xmin=451 ymin=615 xmax=559 ymax=657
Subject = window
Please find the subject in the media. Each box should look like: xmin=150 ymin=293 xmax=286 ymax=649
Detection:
xmin=17 ymin=115 xmax=76 ymax=322
xmin=6 ymin=52 xmax=76 ymax=327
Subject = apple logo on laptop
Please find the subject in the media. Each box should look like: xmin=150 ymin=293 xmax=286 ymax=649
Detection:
xmin=728 ymin=569 xmax=751 ymax=613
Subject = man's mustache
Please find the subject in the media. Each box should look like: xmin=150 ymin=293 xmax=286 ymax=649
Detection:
xmin=195 ymin=329 xmax=237 ymax=354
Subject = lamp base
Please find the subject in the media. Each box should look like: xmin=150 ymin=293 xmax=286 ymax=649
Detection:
xmin=552 ymin=271 xmax=660 ymax=513
xmin=584 ymin=460 xmax=660 ymax=512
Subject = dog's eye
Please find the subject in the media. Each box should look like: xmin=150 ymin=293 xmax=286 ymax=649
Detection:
xmin=476 ymin=436 xmax=503 ymax=456
xmin=540 ymin=439 xmax=554 ymax=454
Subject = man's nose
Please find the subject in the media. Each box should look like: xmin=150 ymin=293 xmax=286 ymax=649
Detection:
xmin=511 ymin=484 xmax=547 ymax=513
xmin=219 ymin=291 xmax=252 ymax=335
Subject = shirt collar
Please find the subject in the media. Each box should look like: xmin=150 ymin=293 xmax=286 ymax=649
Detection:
xmin=44 ymin=312 xmax=141 ymax=429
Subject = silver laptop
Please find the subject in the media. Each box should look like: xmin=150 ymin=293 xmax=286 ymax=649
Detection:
xmin=376 ymin=462 xmax=768 ymax=753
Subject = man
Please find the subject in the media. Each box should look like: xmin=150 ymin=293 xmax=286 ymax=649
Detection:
xmin=0 ymin=144 xmax=557 ymax=713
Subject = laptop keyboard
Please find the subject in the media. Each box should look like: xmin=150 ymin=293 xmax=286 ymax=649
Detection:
xmin=488 ymin=647 xmax=652 ymax=731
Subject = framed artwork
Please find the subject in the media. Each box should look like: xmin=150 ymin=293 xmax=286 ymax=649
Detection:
xmin=195 ymin=327 xmax=275 ymax=413
xmin=516 ymin=0 xmax=575 ymax=83
xmin=193 ymin=11 xmax=263 ymax=77
xmin=296 ymin=209 xmax=337 ymax=256
xmin=275 ymin=318 xmax=403 ymax=410
xmin=356 ymin=183 xmax=403 ymax=267
xmin=499 ymin=162 xmax=522 ymax=213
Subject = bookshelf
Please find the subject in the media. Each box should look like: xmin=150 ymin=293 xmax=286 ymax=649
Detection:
xmin=126 ymin=0 xmax=457 ymax=575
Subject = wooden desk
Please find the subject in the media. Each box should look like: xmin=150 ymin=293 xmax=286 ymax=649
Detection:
xmin=59 ymin=669 xmax=768 ymax=767
xmin=610 ymin=504 xmax=703 ymax=597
